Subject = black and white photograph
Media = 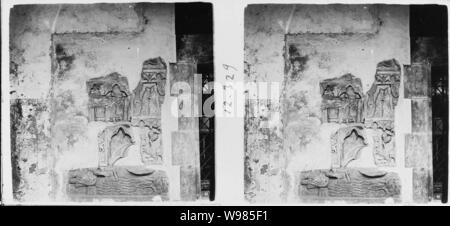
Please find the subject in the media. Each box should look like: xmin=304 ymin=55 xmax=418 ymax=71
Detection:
xmin=1 ymin=0 xmax=449 ymax=221
xmin=4 ymin=1 xmax=214 ymax=203
xmin=244 ymin=3 xmax=448 ymax=204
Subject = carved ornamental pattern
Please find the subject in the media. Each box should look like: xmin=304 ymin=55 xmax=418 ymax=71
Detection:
xmin=330 ymin=126 xmax=368 ymax=168
xmin=299 ymin=168 xmax=401 ymax=200
xmin=131 ymin=57 xmax=167 ymax=165
xmin=320 ymin=59 xmax=401 ymax=168
xmin=364 ymin=59 xmax=401 ymax=124
xmin=320 ymin=74 xmax=364 ymax=124
xmin=137 ymin=119 xmax=163 ymax=165
xmin=69 ymin=57 xmax=172 ymax=199
xmin=97 ymin=124 xmax=135 ymax=167
xmin=370 ymin=120 xmax=396 ymax=167
xmin=67 ymin=166 xmax=169 ymax=200
xmin=132 ymin=57 xmax=167 ymax=120
xmin=87 ymin=73 xmax=131 ymax=122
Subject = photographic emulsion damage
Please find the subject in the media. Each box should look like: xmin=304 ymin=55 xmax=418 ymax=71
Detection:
xmin=8 ymin=2 xmax=214 ymax=202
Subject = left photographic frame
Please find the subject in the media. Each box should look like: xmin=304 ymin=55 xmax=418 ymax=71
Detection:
xmin=6 ymin=1 xmax=215 ymax=203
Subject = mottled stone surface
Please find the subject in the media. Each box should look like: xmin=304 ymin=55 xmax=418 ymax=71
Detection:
xmin=177 ymin=35 xmax=213 ymax=64
xmin=330 ymin=126 xmax=368 ymax=168
xmin=67 ymin=166 xmax=169 ymax=201
xmin=405 ymin=134 xmax=432 ymax=168
xmin=172 ymin=131 xmax=201 ymax=201
xmin=244 ymin=98 xmax=287 ymax=203
xmin=10 ymin=99 xmax=52 ymax=201
xmin=97 ymin=124 xmax=135 ymax=167
xmin=411 ymin=99 xmax=432 ymax=133
xmin=370 ymin=120 xmax=396 ymax=167
xmin=169 ymin=62 xmax=197 ymax=96
xmin=10 ymin=3 xmax=175 ymax=100
xmin=132 ymin=57 xmax=167 ymax=120
xmin=320 ymin=74 xmax=364 ymax=124
xmin=297 ymin=168 xmax=401 ymax=202
xmin=364 ymin=59 xmax=401 ymax=124
xmin=404 ymin=63 xmax=431 ymax=98
xmin=178 ymin=117 xmax=199 ymax=130
xmin=412 ymin=167 xmax=433 ymax=203
xmin=87 ymin=73 xmax=131 ymax=122
xmin=137 ymin=120 xmax=163 ymax=165
xmin=402 ymin=60 xmax=433 ymax=203
xmin=412 ymin=37 xmax=448 ymax=66
xmin=130 ymin=58 xmax=167 ymax=166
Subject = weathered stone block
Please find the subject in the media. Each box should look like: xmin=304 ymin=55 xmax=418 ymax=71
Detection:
xmin=177 ymin=35 xmax=213 ymax=64
xmin=131 ymin=57 xmax=167 ymax=120
xmin=404 ymin=63 xmax=431 ymax=98
xmin=136 ymin=119 xmax=163 ymax=165
xmin=320 ymin=74 xmax=364 ymax=124
xmin=67 ymin=166 xmax=169 ymax=201
xmin=364 ymin=59 xmax=401 ymax=124
xmin=97 ymin=124 xmax=135 ymax=167
xmin=405 ymin=134 xmax=432 ymax=168
xmin=411 ymin=98 xmax=432 ymax=133
xmin=297 ymin=168 xmax=401 ymax=202
xmin=172 ymin=131 xmax=201 ymax=201
xmin=87 ymin=73 xmax=131 ymax=122
xmin=178 ymin=116 xmax=199 ymax=130
xmin=10 ymin=99 xmax=51 ymax=201
xmin=412 ymin=167 xmax=433 ymax=203
xmin=369 ymin=121 xmax=396 ymax=167
xmin=169 ymin=62 xmax=197 ymax=96
xmin=331 ymin=126 xmax=368 ymax=168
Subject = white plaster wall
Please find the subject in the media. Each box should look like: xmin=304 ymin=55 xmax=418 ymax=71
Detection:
xmin=245 ymin=4 xmax=410 ymax=83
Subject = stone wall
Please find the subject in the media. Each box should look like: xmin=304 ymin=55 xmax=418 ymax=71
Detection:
xmin=8 ymin=3 xmax=200 ymax=202
xmin=244 ymin=4 xmax=414 ymax=203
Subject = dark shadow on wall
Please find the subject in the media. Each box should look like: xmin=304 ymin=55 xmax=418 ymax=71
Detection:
xmin=175 ymin=2 xmax=215 ymax=201
xmin=411 ymin=4 xmax=449 ymax=203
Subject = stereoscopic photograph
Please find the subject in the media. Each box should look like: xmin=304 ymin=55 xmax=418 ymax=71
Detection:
xmin=1 ymin=0 xmax=449 ymax=213
xmin=7 ymin=2 xmax=214 ymax=203
xmin=244 ymin=4 xmax=448 ymax=204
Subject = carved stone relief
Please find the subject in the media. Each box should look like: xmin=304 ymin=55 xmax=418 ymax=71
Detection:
xmin=76 ymin=57 xmax=201 ymax=200
xmin=67 ymin=166 xmax=169 ymax=200
xmin=137 ymin=119 xmax=163 ymax=165
xmin=331 ymin=126 xmax=368 ymax=168
xmin=320 ymin=74 xmax=364 ymax=124
xmin=71 ymin=58 xmax=173 ymax=201
xmin=87 ymin=72 xmax=131 ymax=122
xmin=98 ymin=124 xmax=135 ymax=167
xmin=130 ymin=58 xmax=167 ymax=165
xmin=131 ymin=57 xmax=167 ymax=120
xmin=404 ymin=62 xmax=431 ymax=98
xmin=362 ymin=59 xmax=401 ymax=167
xmin=369 ymin=120 xmax=396 ymax=167
xmin=364 ymin=59 xmax=401 ymax=124
xmin=298 ymin=168 xmax=401 ymax=200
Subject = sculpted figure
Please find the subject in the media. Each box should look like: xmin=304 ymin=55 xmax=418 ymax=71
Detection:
xmin=320 ymin=74 xmax=364 ymax=124
xmin=138 ymin=120 xmax=163 ymax=165
xmin=140 ymin=85 xmax=160 ymax=117
xmin=87 ymin=73 xmax=131 ymax=122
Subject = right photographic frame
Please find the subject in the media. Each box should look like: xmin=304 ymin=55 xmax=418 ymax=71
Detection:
xmin=244 ymin=4 xmax=448 ymax=204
